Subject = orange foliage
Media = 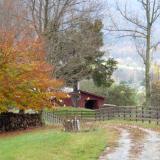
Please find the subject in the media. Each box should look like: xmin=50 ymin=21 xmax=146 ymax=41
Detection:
xmin=0 ymin=30 xmax=66 ymax=112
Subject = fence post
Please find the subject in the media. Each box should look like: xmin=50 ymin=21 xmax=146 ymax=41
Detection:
xmin=81 ymin=111 xmax=83 ymax=121
xmin=95 ymin=111 xmax=96 ymax=121
xmin=99 ymin=110 xmax=101 ymax=121
xmin=51 ymin=112 xmax=53 ymax=124
xmin=142 ymin=107 xmax=144 ymax=123
xmin=66 ymin=110 xmax=68 ymax=120
xmin=74 ymin=111 xmax=76 ymax=119
xmin=98 ymin=110 xmax=100 ymax=121
xmin=149 ymin=107 xmax=151 ymax=124
xmin=107 ymin=110 xmax=109 ymax=120
xmin=112 ymin=108 xmax=113 ymax=119
xmin=52 ymin=113 xmax=54 ymax=124
xmin=103 ymin=111 xmax=105 ymax=121
xmin=130 ymin=108 xmax=132 ymax=121
xmin=123 ymin=107 xmax=126 ymax=120
xmin=136 ymin=106 xmax=138 ymax=122
xmin=156 ymin=108 xmax=159 ymax=125
xmin=117 ymin=107 xmax=120 ymax=118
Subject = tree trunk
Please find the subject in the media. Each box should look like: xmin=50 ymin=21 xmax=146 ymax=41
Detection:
xmin=72 ymin=80 xmax=79 ymax=107
xmin=145 ymin=26 xmax=151 ymax=108
xmin=145 ymin=62 xmax=151 ymax=108
xmin=44 ymin=0 xmax=49 ymax=30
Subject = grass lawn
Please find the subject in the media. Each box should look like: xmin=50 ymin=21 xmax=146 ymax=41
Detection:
xmin=0 ymin=126 xmax=118 ymax=160
xmin=54 ymin=107 xmax=93 ymax=112
xmin=45 ymin=107 xmax=93 ymax=112
xmin=44 ymin=107 xmax=95 ymax=118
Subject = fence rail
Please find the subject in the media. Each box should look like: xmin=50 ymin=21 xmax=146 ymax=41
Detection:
xmin=42 ymin=107 xmax=160 ymax=125
xmin=42 ymin=111 xmax=64 ymax=125
xmin=42 ymin=110 xmax=96 ymax=125
xmin=97 ymin=106 xmax=160 ymax=124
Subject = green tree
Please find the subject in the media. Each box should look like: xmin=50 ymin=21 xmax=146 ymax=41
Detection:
xmin=47 ymin=19 xmax=117 ymax=90
xmin=80 ymin=80 xmax=137 ymax=106
xmin=80 ymin=80 xmax=107 ymax=97
xmin=28 ymin=1 xmax=117 ymax=107
xmin=106 ymin=0 xmax=160 ymax=107
xmin=107 ymin=84 xmax=137 ymax=106
xmin=46 ymin=19 xmax=117 ymax=107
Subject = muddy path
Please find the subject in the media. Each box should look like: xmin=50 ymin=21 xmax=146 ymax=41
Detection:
xmin=139 ymin=128 xmax=160 ymax=160
xmin=99 ymin=125 xmax=160 ymax=160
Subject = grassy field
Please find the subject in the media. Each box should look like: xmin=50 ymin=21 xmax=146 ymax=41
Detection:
xmin=0 ymin=126 xmax=118 ymax=160
xmin=44 ymin=107 xmax=95 ymax=118
xmin=102 ymin=119 xmax=160 ymax=131
xmin=2 ymin=119 xmax=159 ymax=160
xmin=54 ymin=107 xmax=93 ymax=112
xmin=45 ymin=107 xmax=93 ymax=112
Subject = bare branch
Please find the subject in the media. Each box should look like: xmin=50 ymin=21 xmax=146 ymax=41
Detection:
xmin=106 ymin=0 xmax=160 ymax=106
xmin=116 ymin=2 xmax=147 ymax=31
xmin=106 ymin=28 xmax=147 ymax=38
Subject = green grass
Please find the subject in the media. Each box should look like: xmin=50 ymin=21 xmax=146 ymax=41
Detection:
xmin=45 ymin=107 xmax=95 ymax=118
xmin=54 ymin=107 xmax=93 ymax=112
xmin=102 ymin=119 xmax=160 ymax=131
xmin=0 ymin=127 xmax=117 ymax=160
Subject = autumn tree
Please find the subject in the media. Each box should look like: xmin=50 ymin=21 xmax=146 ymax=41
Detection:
xmin=25 ymin=1 xmax=117 ymax=107
xmin=0 ymin=30 xmax=66 ymax=112
xmin=106 ymin=0 xmax=160 ymax=107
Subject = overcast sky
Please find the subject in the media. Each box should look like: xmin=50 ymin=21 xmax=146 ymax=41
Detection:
xmin=102 ymin=0 xmax=160 ymax=71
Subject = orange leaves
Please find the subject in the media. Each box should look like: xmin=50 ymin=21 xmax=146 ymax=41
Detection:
xmin=0 ymin=30 xmax=66 ymax=112
xmin=0 ymin=32 xmax=16 ymax=67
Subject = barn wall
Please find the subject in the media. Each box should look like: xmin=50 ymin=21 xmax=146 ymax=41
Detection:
xmin=63 ymin=92 xmax=105 ymax=109
xmin=79 ymin=93 xmax=105 ymax=109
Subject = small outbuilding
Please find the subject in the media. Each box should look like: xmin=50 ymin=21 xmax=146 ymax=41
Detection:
xmin=63 ymin=90 xmax=105 ymax=110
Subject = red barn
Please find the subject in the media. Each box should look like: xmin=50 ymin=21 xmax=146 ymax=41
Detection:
xmin=63 ymin=90 xmax=105 ymax=110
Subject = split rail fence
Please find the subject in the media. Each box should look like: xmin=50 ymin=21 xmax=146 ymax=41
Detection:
xmin=42 ymin=110 xmax=96 ymax=125
xmin=42 ymin=106 xmax=160 ymax=125
xmin=96 ymin=106 xmax=160 ymax=124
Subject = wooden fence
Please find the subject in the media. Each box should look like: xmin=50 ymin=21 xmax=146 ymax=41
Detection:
xmin=42 ymin=111 xmax=64 ymax=125
xmin=42 ymin=107 xmax=160 ymax=125
xmin=42 ymin=110 xmax=96 ymax=125
xmin=96 ymin=106 xmax=160 ymax=124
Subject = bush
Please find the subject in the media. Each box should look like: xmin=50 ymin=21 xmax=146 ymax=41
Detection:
xmin=106 ymin=83 xmax=137 ymax=106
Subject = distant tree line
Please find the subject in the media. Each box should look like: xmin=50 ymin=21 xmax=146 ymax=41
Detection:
xmin=80 ymin=80 xmax=141 ymax=106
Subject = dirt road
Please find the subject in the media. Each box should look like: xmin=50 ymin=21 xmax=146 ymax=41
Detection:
xmin=99 ymin=125 xmax=160 ymax=160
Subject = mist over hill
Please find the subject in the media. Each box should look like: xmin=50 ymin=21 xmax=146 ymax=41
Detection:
xmin=113 ymin=65 xmax=145 ymax=88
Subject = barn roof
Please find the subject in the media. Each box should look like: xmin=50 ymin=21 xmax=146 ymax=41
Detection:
xmin=70 ymin=90 xmax=105 ymax=99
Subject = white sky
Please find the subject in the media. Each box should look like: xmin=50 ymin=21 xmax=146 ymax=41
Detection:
xmin=102 ymin=0 xmax=160 ymax=70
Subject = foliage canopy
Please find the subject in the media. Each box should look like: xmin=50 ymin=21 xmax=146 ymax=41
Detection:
xmin=80 ymin=80 xmax=137 ymax=106
xmin=0 ymin=30 xmax=66 ymax=112
xmin=46 ymin=19 xmax=117 ymax=88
